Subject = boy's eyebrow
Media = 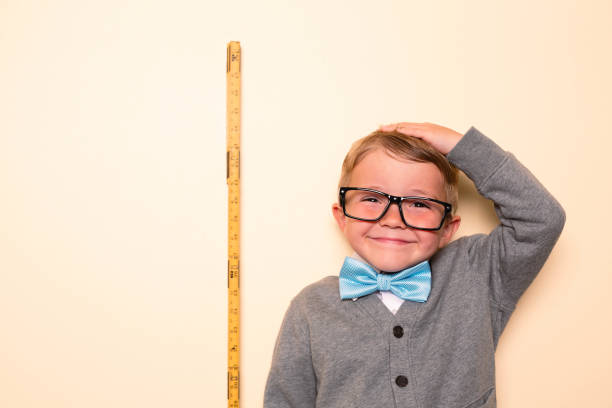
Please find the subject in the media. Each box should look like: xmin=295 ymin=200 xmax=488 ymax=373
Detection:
xmin=362 ymin=186 xmax=440 ymax=199
xmin=404 ymin=188 xmax=439 ymax=198
xmin=363 ymin=185 xmax=386 ymax=191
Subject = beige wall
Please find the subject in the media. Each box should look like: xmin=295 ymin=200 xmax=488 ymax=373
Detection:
xmin=1 ymin=0 xmax=610 ymax=406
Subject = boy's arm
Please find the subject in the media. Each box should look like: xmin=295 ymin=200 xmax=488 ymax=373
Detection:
xmin=382 ymin=122 xmax=566 ymax=309
xmin=264 ymin=297 xmax=317 ymax=408
xmin=380 ymin=122 xmax=463 ymax=154
xmin=446 ymin=126 xmax=565 ymax=308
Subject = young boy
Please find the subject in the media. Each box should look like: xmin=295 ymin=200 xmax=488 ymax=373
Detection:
xmin=264 ymin=122 xmax=565 ymax=408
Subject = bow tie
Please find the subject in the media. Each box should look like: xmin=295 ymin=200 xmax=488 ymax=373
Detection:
xmin=338 ymin=257 xmax=431 ymax=302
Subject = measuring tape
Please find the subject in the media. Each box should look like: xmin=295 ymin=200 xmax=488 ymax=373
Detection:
xmin=226 ymin=41 xmax=241 ymax=408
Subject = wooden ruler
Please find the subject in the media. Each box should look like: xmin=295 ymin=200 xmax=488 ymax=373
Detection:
xmin=226 ymin=40 xmax=241 ymax=408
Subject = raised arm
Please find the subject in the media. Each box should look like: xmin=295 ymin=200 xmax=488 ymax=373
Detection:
xmin=379 ymin=122 xmax=463 ymax=154
xmin=380 ymin=122 xmax=565 ymax=309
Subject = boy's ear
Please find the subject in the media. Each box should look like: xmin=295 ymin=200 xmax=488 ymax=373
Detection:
xmin=332 ymin=203 xmax=346 ymax=231
xmin=438 ymin=215 xmax=461 ymax=249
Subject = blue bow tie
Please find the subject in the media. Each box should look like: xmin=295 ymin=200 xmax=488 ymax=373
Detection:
xmin=339 ymin=257 xmax=431 ymax=302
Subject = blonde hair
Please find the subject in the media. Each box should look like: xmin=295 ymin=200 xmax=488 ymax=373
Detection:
xmin=338 ymin=130 xmax=459 ymax=213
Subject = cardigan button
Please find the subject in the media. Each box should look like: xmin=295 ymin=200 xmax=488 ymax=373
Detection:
xmin=393 ymin=326 xmax=404 ymax=338
xmin=395 ymin=375 xmax=408 ymax=387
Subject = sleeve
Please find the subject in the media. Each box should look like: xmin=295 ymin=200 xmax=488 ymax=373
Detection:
xmin=263 ymin=297 xmax=317 ymax=408
xmin=447 ymin=127 xmax=566 ymax=312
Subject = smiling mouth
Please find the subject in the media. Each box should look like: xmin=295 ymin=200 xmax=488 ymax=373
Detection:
xmin=369 ymin=237 xmax=414 ymax=245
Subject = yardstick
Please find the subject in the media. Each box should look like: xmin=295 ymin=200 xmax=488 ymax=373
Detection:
xmin=226 ymin=40 xmax=241 ymax=408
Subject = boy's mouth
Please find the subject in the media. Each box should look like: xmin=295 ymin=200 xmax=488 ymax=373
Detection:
xmin=369 ymin=236 xmax=414 ymax=245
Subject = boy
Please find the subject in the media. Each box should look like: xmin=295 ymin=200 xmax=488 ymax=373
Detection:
xmin=264 ymin=122 xmax=565 ymax=408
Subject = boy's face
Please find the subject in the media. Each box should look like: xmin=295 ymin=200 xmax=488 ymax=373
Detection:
xmin=332 ymin=149 xmax=461 ymax=272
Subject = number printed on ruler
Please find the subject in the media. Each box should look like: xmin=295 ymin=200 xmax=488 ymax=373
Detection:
xmin=226 ymin=40 xmax=241 ymax=408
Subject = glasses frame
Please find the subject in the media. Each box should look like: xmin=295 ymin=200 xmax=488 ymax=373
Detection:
xmin=339 ymin=187 xmax=453 ymax=231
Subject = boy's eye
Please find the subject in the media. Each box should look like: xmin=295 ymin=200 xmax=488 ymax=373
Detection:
xmin=361 ymin=196 xmax=382 ymax=203
xmin=406 ymin=200 xmax=431 ymax=209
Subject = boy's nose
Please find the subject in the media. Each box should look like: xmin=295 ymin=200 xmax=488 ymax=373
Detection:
xmin=379 ymin=202 xmax=406 ymax=228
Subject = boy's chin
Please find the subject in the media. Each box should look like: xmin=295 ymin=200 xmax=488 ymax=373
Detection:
xmin=353 ymin=249 xmax=431 ymax=273
xmin=370 ymin=258 xmax=426 ymax=273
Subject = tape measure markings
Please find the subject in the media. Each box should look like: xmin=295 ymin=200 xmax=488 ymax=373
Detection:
xmin=226 ymin=40 xmax=241 ymax=408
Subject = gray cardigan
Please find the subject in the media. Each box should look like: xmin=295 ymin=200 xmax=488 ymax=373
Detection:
xmin=264 ymin=127 xmax=565 ymax=408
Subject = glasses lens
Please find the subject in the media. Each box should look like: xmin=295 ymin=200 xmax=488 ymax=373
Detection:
xmin=401 ymin=198 xmax=446 ymax=229
xmin=344 ymin=190 xmax=389 ymax=220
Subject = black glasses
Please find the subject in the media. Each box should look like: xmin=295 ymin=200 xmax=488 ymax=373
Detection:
xmin=339 ymin=187 xmax=452 ymax=231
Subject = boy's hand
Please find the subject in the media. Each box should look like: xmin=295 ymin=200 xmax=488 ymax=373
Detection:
xmin=379 ymin=122 xmax=463 ymax=155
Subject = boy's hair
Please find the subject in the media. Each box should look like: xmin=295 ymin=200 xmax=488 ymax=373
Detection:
xmin=338 ymin=130 xmax=459 ymax=214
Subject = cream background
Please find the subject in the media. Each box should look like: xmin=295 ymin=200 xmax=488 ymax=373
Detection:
xmin=1 ymin=1 xmax=610 ymax=406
